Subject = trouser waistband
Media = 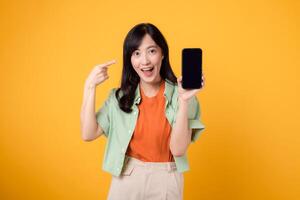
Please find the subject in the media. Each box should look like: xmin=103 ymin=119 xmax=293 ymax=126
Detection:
xmin=124 ymin=156 xmax=177 ymax=172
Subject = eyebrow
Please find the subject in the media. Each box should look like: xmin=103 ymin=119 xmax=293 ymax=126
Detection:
xmin=137 ymin=45 xmax=158 ymax=50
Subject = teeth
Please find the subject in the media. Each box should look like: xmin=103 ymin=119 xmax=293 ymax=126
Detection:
xmin=141 ymin=67 xmax=153 ymax=71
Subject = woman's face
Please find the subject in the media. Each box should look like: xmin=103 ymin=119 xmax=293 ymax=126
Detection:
xmin=131 ymin=34 xmax=164 ymax=85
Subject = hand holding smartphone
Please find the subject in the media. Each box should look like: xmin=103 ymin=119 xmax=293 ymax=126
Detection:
xmin=182 ymin=48 xmax=203 ymax=89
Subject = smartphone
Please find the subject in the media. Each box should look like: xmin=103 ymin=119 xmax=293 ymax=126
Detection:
xmin=182 ymin=48 xmax=202 ymax=89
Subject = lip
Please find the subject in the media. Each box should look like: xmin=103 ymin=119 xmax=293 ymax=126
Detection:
xmin=140 ymin=67 xmax=154 ymax=71
xmin=140 ymin=67 xmax=155 ymax=77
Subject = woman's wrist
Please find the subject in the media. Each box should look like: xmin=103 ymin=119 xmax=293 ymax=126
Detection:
xmin=178 ymin=97 xmax=189 ymax=109
xmin=84 ymin=81 xmax=96 ymax=90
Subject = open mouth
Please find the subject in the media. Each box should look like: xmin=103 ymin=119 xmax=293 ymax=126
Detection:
xmin=141 ymin=67 xmax=154 ymax=72
xmin=141 ymin=67 xmax=154 ymax=77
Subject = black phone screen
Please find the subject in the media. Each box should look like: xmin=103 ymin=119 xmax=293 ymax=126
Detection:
xmin=182 ymin=48 xmax=202 ymax=89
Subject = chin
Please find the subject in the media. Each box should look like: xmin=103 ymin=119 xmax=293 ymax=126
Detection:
xmin=141 ymin=77 xmax=155 ymax=84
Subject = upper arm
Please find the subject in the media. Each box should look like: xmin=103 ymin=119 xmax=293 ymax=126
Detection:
xmin=187 ymin=128 xmax=193 ymax=144
xmin=95 ymin=89 xmax=115 ymax=137
xmin=95 ymin=122 xmax=104 ymax=138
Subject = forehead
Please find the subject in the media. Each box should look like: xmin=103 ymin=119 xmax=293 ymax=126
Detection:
xmin=137 ymin=34 xmax=158 ymax=50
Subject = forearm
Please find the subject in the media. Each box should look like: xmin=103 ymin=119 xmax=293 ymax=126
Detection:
xmin=80 ymin=84 xmax=98 ymax=140
xmin=170 ymin=99 xmax=191 ymax=156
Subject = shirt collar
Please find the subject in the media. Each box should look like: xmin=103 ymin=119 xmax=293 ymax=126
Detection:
xmin=134 ymin=79 xmax=175 ymax=105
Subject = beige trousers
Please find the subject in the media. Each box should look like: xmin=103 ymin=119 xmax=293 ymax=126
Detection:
xmin=107 ymin=156 xmax=184 ymax=200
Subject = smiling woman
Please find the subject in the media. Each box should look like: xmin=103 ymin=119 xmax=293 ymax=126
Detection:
xmin=80 ymin=23 xmax=205 ymax=200
xmin=117 ymin=23 xmax=177 ymax=112
xmin=131 ymin=40 xmax=163 ymax=81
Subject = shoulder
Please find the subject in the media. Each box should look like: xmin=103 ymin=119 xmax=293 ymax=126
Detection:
xmin=109 ymin=88 xmax=118 ymax=96
xmin=104 ymin=88 xmax=119 ymax=104
xmin=165 ymin=79 xmax=178 ymax=99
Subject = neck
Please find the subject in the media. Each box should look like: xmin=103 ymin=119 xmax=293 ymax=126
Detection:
xmin=140 ymin=77 xmax=163 ymax=97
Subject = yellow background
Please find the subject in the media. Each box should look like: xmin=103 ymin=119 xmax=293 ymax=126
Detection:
xmin=1 ymin=0 xmax=299 ymax=199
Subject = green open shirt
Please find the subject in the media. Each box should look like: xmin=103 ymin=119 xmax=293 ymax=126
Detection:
xmin=96 ymin=79 xmax=205 ymax=177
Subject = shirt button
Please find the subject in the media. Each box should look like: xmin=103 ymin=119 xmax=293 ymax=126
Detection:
xmin=128 ymin=130 xmax=131 ymax=133
xmin=122 ymin=148 xmax=126 ymax=153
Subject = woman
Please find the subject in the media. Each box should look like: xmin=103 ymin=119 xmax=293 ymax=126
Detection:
xmin=80 ymin=23 xmax=205 ymax=200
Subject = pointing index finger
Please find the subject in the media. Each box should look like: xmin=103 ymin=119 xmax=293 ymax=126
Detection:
xmin=99 ymin=60 xmax=116 ymax=68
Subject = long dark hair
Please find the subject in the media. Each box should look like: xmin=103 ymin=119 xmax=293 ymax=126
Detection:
xmin=116 ymin=23 xmax=177 ymax=113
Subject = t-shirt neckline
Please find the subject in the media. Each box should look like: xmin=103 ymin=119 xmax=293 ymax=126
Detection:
xmin=140 ymin=80 xmax=165 ymax=101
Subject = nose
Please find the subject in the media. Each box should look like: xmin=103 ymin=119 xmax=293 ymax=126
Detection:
xmin=140 ymin=53 xmax=150 ymax=65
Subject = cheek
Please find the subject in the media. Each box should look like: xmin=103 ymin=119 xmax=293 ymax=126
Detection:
xmin=131 ymin=57 xmax=139 ymax=68
xmin=153 ymin=53 xmax=163 ymax=64
xmin=153 ymin=56 xmax=163 ymax=69
xmin=131 ymin=59 xmax=140 ymax=74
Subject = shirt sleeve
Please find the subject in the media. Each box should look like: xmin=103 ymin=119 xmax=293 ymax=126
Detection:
xmin=95 ymin=89 xmax=115 ymax=137
xmin=188 ymin=96 xmax=205 ymax=143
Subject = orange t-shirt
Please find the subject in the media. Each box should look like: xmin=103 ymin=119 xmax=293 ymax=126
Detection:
xmin=126 ymin=80 xmax=174 ymax=162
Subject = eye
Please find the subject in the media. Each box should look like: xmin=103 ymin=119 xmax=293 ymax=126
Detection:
xmin=149 ymin=48 xmax=157 ymax=54
xmin=133 ymin=51 xmax=140 ymax=56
